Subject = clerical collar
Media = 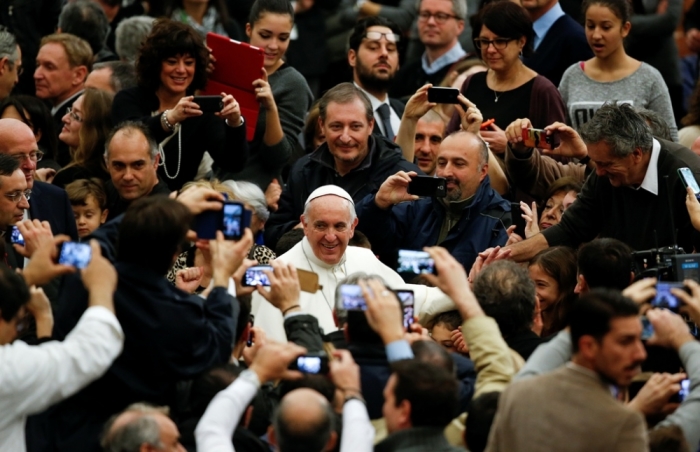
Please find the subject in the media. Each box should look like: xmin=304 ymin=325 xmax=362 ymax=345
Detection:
xmin=301 ymin=237 xmax=347 ymax=270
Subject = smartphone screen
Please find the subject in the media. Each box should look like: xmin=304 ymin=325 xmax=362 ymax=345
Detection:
xmin=427 ymin=87 xmax=460 ymax=104
xmin=10 ymin=226 xmax=24 ymax=246
xmin=407 ymin=176 xmax=447 ymax=198
xmin=58 ymin=242 xmax=92 ymax=269
xmin=652 ymin=282 xmax=685 ymax=312
xmin=397 ymin=249 xmax=436 ymax=278
xmin=641 ymin=316 xmax=654 ymax=341
xmin=679 ymin=378 xmax=690 ymax=402
xmin=522 ymin=128 xmax=553 ymax=150
xmin=396 ymin=289 xmax=415 ymax=328
xmin=679 ymin=168 xmax=700 ymax=198
xmin=243 ymin=265 xmax=272 ymax=287
xmin=289 ymin=353 xmax=329 ymax=374
xmin=222 ymin=202 xmax=244 ymax=240
xmin=340 ymin=284 xmax=366 ymax=310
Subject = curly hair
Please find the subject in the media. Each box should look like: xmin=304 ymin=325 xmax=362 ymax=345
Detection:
xmin=136 ymin=18 xmax=209 ymax=94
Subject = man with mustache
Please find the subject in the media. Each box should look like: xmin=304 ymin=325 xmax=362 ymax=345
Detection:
xmin=355 ymin=130 xmax=510 ymax=272
xmin=348 ymin=17 xmax=404 ymax=141
xmin=264 ymin=82 xmax=420 ymax=250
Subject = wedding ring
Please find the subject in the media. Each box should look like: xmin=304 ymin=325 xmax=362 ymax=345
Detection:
xmin=381 ymin=290 xmax=390 ymax=296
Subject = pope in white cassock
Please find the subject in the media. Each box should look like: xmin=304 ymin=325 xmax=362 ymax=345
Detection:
xmin=252 ymin=185 xmax=455 ymax=342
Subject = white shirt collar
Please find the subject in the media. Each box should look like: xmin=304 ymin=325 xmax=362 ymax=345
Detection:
xmin=353 ymin=82 xmax=390 ymax=111
xmin=50 ymin=90 xmax=85 ymax=116
xmin=636 ymin=138 xmax=660 ymax=195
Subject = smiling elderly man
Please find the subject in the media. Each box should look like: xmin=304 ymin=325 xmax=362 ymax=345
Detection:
xmin=252 ymin=185 xmax=452 ymax=342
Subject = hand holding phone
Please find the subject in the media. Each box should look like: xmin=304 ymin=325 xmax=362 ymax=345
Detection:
xmin=427 ymin=87 xmax=460 ymax=104
xmin=679 ymin=167 xmax=700 ymax=200
xmin=407 ymin=175 xmax=447 ymax=198
xmin=522 ymin=128 xmax=553 ymax=150
xmin=193 ymin=95 xmax=224 ymax=113
xmin=58 ymin=242 xmax=92 ymax=269
xmin=288 ymin=352 xmax=330 ymax=374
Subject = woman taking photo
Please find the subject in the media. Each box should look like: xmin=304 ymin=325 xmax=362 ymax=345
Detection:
xmin=51 ymin=88 xmax=113 ymax=188
xmin=447 ymin=1 xmax=566 ymax=156
xmin=112 ymin=18 xmax=248 ymax=191
xmin=221 ymin=0 xmax=313 ymax=190
xmin=559 ymin=0 xmax=678 ymax=141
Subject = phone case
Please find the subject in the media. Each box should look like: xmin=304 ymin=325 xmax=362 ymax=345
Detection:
xmin=522 ymin=128 xmax=553 ymax=150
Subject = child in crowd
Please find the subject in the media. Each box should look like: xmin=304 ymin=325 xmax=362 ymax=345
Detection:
xmin=428 ymin=310 xmax=469 ymax=355
xmin=65 ymin=178 xmax=109 ymax=239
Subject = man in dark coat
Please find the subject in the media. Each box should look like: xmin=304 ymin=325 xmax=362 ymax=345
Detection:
xmin=265 ymin=82 xmax=420 ymax=250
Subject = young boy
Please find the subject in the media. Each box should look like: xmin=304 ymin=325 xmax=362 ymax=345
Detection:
xmin=65 ymin=178 xmax=109 ymax=239
xmin=428 ymin=310 xmax=468 ymax=355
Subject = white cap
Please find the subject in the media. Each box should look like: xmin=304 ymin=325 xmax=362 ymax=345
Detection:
xmin=304 ymin=185 xmax=354 ymax=207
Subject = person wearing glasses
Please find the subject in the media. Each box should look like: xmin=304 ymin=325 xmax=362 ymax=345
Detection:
xmin=0 ymin=155 xmax=30 ymax=253
xmin=50 ymin=88 xmax=114 ymax=189
xmin=0 ymin=118 xmax=78 ymax=242
xmin=348 ymin=17 xmax=405 ymax=141
xmin=446 ymin=1 xmax=566 ymax=159
xmin=389 ymin=0 xmax=468 ymax=100
xmin=34 ymin=34 xmax=92 ymax=168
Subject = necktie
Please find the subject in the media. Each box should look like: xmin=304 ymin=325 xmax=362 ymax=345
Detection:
xmin=376 ymin=103 xmax=395 ymax=141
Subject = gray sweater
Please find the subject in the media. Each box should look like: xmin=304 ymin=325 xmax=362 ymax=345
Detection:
xmin=559 ymin=62 xmax=678 ymax=142
xmin=222 ymin=64 xmax=313 ymax=189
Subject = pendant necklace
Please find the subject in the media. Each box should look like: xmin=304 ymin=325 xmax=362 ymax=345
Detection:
xmin=493 ymin=90 xmax=502 ymax=103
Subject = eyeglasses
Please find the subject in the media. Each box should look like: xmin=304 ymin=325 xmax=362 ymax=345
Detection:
xmin=66 ymin=106 xmax=83 ymax=123
xmin=4 ymin=189 xmax=31 ymax=203
xmin=11 ymin=151 xmax=44 ymax=163
xmin=363 ymin=31 xmax=401 ymax=43
xmin=417 ymin=11 xmax=462 ymax=24
xmin=473 ymin=38 xmax=514 ymax=50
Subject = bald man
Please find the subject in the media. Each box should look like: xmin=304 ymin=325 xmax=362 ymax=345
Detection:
xmin=0 ymin=119 xmax=77 ymax=243
xmin=196 ymin=341 xmax=339 ymax=452
xmin=101 ymin=404 xmax=186 ymax=452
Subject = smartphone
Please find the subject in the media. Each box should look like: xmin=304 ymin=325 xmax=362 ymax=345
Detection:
xmin=652 ymin=282 xmax=688 ymax=312
xmin=193 ymin=95 xmax=223 ymax=113
xmin=397 ymin=249 xmax=436 ymax=277
xmin=395 ymin=289 xmax=415 ymax=328
xmin=408 ymin=175 xmax=447 ymax=198
xmin=641 ymin=316 xmax=654 ymax=341
xmin=246 ymin=315 xmax=254 ymax=346
xmin=427 ymin=87 xmax=460 ymax=104
xmin=679 ymin=167 xmax=700 ymax=200
xmin=243 ymin=265 xmax=273 ymax=287
xmin=510 ymin=202 xmax=526 ymax=238
xmin=58 ymin=242 xmax=92 ymax=269
xmin=678 ymin=378 xmax=691 ymax=402
xmin=221 ymin=201 xmax=250 ymax=241
xmin=522 ymin=128 xmax=553 ymax=150
xmin=10 ymin=226 xmax=24 ymax=246
xmin=289 ymin=352 xmax=330 ymax=374
xmin=339 ymin=284 xmax=367 ymax=310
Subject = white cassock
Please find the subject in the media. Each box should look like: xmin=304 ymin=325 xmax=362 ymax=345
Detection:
xmin=252 ymin=237 xmax=456 ymax=342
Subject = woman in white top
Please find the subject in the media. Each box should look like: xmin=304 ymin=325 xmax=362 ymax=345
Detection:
xmin=558 ymin=0 xmax=678 ymax=141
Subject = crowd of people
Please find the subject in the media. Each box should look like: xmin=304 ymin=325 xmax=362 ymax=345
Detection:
xmin=4 ymin=0 xmax=700 ymax=451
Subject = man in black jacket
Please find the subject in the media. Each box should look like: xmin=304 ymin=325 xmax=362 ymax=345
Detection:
xmin=348 ymin=17 xmax=405 ymax=141
xmin=265 ymin=82 xmax=419 ymax=249
xmin=33 ymin=195 xmax=253 ymax=452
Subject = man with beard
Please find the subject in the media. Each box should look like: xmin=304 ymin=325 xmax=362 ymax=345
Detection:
xmin=348 ymin=17 xmax=404 ymax=141
xmin=355 ymin=130 xmax=510 ymax=272
xmin=264 ymin=83 xmax=420 ymax=249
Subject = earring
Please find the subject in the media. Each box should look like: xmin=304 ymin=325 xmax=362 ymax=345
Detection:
xmin=519 ymin=49 xmax=523 ymax=57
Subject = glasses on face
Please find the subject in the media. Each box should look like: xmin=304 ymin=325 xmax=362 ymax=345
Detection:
xmin=66 ymin=106 xmax=83 ymax=123
xmin=417 ymin=11 xmax=461 ymax=24
xmin=4 ymin=189 xmax=31 ymax=203
xmin=473 ymin=38 xmax=514 ymax=50
xmin=363 ymin=31 xmax=401 ymax=43
xmin=11 ymin=150 xmax=43 ymax=163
